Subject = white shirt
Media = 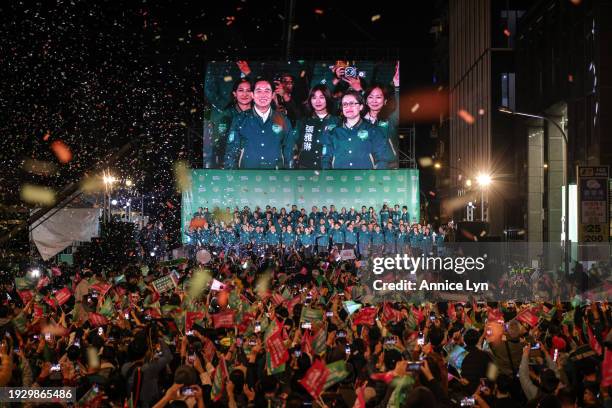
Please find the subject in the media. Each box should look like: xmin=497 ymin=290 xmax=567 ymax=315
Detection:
xmin=254 ymin=106 xmax=271 ymax=123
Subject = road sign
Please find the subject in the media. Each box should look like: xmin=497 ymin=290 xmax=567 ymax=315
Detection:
xmin=578 ymin=166 xmax=609 ymax=242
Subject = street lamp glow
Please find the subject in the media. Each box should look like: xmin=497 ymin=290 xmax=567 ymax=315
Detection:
xmin=476 ymin=174 xmax=492 ymax=187
xmin=465 ymin=179 xmax=472 ymax=187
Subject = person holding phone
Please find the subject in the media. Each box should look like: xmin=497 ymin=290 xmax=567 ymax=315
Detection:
xmin=288 ymin=84 xmax=340 ymax=169
xmin=152 ymin=382 xmax=205 ymax=408
xmin=321 ymin=91 xmax=389 ymax=169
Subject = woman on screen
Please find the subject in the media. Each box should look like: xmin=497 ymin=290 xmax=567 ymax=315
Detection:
xmin=209 ymin=78 xmax=253 ymax=168
xmin=321 ymin=91 xmax=389 ymax=169
xmin=288 ymin=85 xmax=340 ymax=169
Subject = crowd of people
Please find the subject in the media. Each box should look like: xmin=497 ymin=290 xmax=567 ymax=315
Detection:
xmin=186 ymin=203 xmax=441 ymax=260
xmin=203 ymin=61 xmax=400 ymax=170
xmin=1 ymin=228 xmax=611 ymax=408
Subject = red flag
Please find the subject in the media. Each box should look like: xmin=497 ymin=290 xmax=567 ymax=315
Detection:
xmin=237 ymin=312 xmax=255 ymax=334
xmin=271 ymin=293 xmax=285 ymax=307
xmin=602 ymin=349 xmax=612 ymax=387
xmin=298 ymin=359 xmax=330 ymax=399
xmin=90 ymin=283 xmax=112 ymax=296
xmin=301 ymin=329 xmax=314 ymax=356
xmin=185 ymin=311 xmax=205 ymax=332
xmin=33 ymin=304 xmax=43 ymax=319
xmin=353 ymin=383 xmax=367 ymax=408
xmin=353 ymin=307 xmax=377 ymax=326
xmin=202 ymin=337 xmax=217 ymax=362
xmin=266 ymin=329 xmax=289 ymax=369
xmin=145 ymin=308 xmax=162 ymax=319
xmin=18 ymin=290 xmax=33 ymax=304
xmin=88 ymin=312 xmax=109 ymax=327
xmin=448 ymin=303 xmax=457 ymax=321
xmin=382 ymin=303 xmax=401 ymax=323
xmin=36 ymin=276 xmax=50 ymax=290
xmin=54 ymin=287 xmax=72 ymax=306
xmin=412 ymin=305 xmax=424 ymax=324
xmin=212 ymin=310 xmax=235 ymax=329
xmin=370 ymin=370 xmax=397 ymax=384
xmin=587 ymin=325 xmax=602 ymax=355
xmin=487 ymin=307 xmax=504 ymax=323
xmin=517 ymin=307 xmax=540 ymax=327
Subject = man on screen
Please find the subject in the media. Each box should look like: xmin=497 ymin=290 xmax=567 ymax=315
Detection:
xmin=224 ymin=79 xmax=293 ymax=169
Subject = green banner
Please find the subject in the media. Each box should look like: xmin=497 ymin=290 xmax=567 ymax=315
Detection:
xmin=181 ymin=169 xmax=419 ymax=243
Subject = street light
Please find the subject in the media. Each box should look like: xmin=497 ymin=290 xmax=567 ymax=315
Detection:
xmin=498 ymin=106 xmax=570 ymax=273
xmin=476 ymin=173 xmax=492 ymax=221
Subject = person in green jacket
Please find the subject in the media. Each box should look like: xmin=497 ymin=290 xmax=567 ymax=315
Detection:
xmin=206 ymin=77 xmax=253 ymax=168
xmin=289 ymin=84 xmax=340 ymax=169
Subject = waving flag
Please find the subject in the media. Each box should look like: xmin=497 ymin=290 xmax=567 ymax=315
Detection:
xmin=353 ymin=307 xmax=377 ymax=326
xmin=210 ymin=357 xmax=229 ymax=401
xmin=185 ymin=311 xmax=205 ymax=332
xmin=324 ymin=360 xmax=349 ymax=390
xmin=88 ymin=312 xmax=109 ymax=327
xmin=299 ymin=359 xmax=330 ymax=399
xmin=266 ymin=329 xmax=289 ymax=370
xmin=212 ymin=310 xmax=235 ymax=329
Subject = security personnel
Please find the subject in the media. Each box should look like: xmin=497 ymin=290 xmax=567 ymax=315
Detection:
xmin=224 ymin=79 xmax=293 ymax=169
xmin=321 ymin=91 xmax=389 ymax=169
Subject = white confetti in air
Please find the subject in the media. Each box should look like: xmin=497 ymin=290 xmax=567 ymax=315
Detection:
xmin=411 ymin=103 xmax=420 ymax=113
xmin=371 ymin=14 xmax=381 ymax=22
xmin=223 ymin=76 xmax=233 ymax=82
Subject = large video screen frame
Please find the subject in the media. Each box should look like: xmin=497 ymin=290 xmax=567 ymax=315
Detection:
xmin=203 ymin=60 xmax=400 ymax=170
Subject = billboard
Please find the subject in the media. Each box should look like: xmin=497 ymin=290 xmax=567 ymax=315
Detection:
xmin=203 ymin=60 xmax=400 ymax=170
xmin=181 ymin=169 xmax=419 ymax=243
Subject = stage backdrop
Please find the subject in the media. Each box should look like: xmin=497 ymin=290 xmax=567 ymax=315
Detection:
xmin=181 ymin=169 xmax=419 ymax=243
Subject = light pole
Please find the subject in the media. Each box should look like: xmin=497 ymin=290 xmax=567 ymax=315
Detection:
xmin=476 ymin=173 xmax=492 ymax=221
xmin=498 ymin=106 xmax=570 ymax=273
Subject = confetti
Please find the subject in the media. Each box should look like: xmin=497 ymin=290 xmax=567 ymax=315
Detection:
xmin=314 ymin=9 xmax=324 ymax=15
xmin=503 ymin=28 xmax=511 ymax=37
xmin=20 ymin=184 xmax=56 ymax=206
xmin=23 ymin=159 xmax=57 ymax=176
xmin=418 ymin=157 xmax=433 ymax=167
xmin=457 ymin=109 xmax=475 ymax=124
xmin=50 ymin=140 xmax=73 ymax=163
xmin=223 ymin=76 xmax=233 ymax=82
xmin=292 ymin=24 xmax=299 ymax=30
xmin=371 ymin=14 xmax=381 ymax=22
xmin=411 ymin=103 xmax=420 ymax=113
xmin=174 ymin=161 xmax=191 ymax=193
xmin=478 ymin=108 xmax=485 ymax=115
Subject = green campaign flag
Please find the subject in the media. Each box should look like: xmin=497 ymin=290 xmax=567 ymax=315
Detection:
xmin=266 ymin=351 xmax=286 ymax=375
xmin=312 ymin=328 xmax=327 ymax=356
xmin=12 ymin=312 xmax=28 ymax=334
xmin=343 ymin=300 xmax=362 ymax=316
xmin=15 ymin=277 xmax=33 ymax=291
xmin=300 ymin=308 xmax=324 ymax=323
xmin=324 ymin=361 xmax=349 ymax=390
xmin=98 ymin=296 xmax=114 ymax=319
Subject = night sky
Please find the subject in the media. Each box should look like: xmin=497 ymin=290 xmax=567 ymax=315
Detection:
xmin=1 ymin=0 xmax=439 ymax=245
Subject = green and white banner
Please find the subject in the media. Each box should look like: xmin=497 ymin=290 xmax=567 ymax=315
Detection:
xmin=181 ymin=169 xmax=419 ymax=242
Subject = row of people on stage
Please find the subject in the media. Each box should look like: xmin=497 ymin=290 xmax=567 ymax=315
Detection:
xmin=186 ymin=203 xmax=445 ymax=256
xmin=203 ymin=62 xmax=400 ymax=169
